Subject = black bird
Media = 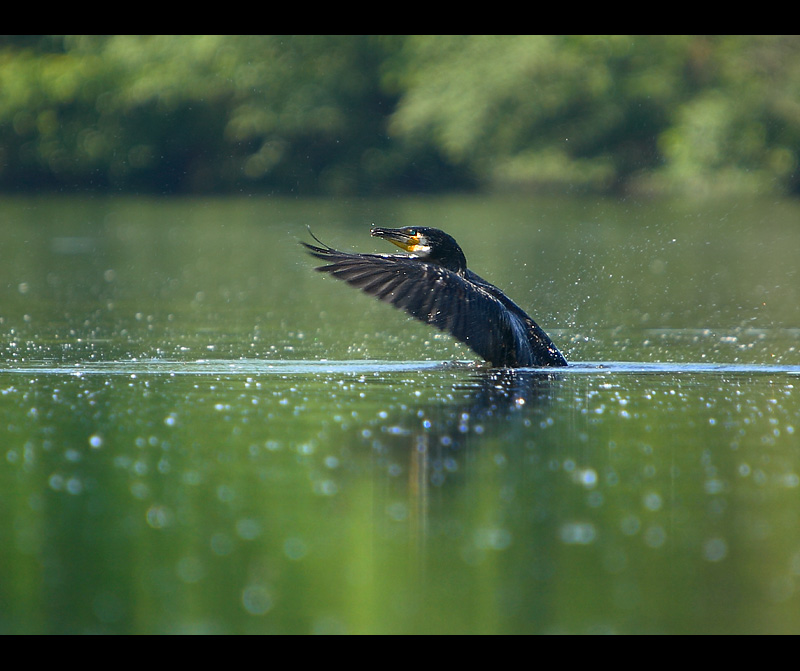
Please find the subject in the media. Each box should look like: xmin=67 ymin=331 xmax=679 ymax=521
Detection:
xmin=302 ymin=226 xmax=567 ymax=368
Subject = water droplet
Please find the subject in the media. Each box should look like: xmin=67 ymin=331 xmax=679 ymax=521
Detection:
xmin=559 ymin=522 xmax=596 ymax=545
xmin=242 ymin=584 xmax=273 ymax=616
xmin=703 ymin=537 xmax=728 ymax=562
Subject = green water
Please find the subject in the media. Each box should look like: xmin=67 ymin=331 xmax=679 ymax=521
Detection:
xmin=1 ymin=195 xmax=799 ymax=634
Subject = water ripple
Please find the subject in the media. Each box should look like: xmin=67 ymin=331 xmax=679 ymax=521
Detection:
xmin=1 ymin=359 xmax=798 ymax=377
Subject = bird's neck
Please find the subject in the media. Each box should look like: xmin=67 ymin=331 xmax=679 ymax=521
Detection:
xmin=435 ymin=252 xmax=467 ymax=274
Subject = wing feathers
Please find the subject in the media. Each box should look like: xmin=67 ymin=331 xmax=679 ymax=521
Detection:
xmin=302 ymin=241 xmax=566 ymax=367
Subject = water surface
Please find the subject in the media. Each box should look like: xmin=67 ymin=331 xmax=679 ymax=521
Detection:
xmin=1 ymin=195 xmax=799 ymax=633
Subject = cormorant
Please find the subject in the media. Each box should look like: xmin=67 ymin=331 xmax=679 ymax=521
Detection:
xmin=302 ymin=226 xmax=567 ymax=368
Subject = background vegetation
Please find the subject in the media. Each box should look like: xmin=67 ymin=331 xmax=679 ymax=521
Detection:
xmin=1 ymin=35 xmax=798 ymax=196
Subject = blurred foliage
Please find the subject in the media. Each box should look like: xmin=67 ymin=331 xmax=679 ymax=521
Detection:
xmin=1 ymin=35 xmax=799 ymax=196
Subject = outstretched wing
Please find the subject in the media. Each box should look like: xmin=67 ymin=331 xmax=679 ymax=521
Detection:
xmin=302 ymin=241 xmax=523 ymax=365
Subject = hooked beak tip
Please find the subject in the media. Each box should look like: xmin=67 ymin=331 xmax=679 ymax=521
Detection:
xmin=371 ymin=227 xmax=398 ymax=241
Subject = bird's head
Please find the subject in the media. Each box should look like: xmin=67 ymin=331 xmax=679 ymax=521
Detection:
xmin=371 ymin=226 xmax=467 ymax=272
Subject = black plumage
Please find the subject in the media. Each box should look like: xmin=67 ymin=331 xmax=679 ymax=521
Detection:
xmin=302 ymin=226 xmax=567 ymax=368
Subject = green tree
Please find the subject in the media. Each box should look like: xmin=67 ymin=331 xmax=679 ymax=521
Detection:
xmin=1 ymin=36 xmax=798 ymax=196
xmin=386 ymin=35 xmax=800 ymax=195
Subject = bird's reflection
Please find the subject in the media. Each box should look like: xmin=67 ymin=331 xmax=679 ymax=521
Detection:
xmin=367 ymin=366 xmax=563 ymax=490
xmin=455 ymin=367 xmax=563 ymax=418
xmin=363 ymin=366 xmax=565 ymax=572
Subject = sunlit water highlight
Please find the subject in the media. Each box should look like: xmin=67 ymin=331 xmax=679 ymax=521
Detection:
xmin=2 ymin=358 xmax=799 ymax=377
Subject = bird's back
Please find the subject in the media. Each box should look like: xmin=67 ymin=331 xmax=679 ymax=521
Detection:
xmin=465 ymin=270 xmax=567 ymax=367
